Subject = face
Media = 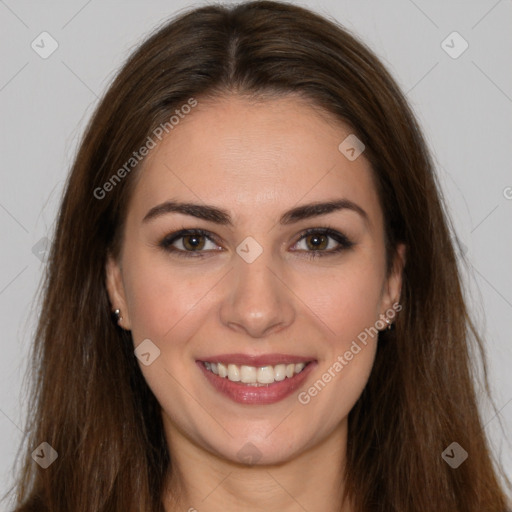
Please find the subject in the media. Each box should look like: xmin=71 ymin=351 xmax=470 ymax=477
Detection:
xmin=106 ymin=94 xmax=404 ymax=466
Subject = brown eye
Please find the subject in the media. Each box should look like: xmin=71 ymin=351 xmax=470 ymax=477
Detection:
xmin=159 ymin=229 xmax=222 ymax=257
xmin=182 ymin=234 xmax=206 ymax=251
xmin=292 ymin=228 xmax=355 ymax=259
xmin=304 ymin=233 xmax=328 ymax=250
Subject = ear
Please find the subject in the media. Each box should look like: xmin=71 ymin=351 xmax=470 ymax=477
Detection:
xmin=379 ymin=242 xmax=406 ymax=317
xmin=105 ymin=253 xmax=132 ymax=330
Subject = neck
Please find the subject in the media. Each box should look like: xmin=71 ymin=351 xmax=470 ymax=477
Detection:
xmin=162 ymin=416 xmax=353 ymax=512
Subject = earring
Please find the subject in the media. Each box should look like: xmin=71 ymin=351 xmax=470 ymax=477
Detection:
xmin=379 ymin=313 xmax=395 ymax=331
xmin=384 ymin=316 xmax=394 ymax=330
xmin=113 ymin=308 xmax=123 ymax=323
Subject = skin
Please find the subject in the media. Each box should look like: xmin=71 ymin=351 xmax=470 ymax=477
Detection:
xmin=106 ymin=94 xmax=405 ymax=512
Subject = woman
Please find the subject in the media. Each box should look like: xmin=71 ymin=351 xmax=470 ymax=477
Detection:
xmin=9 ymin=1 xmax=511 ymax=510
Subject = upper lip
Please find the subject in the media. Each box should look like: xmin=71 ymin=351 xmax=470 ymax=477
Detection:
xmin=197 ymin=353 xmax=316 ymax=366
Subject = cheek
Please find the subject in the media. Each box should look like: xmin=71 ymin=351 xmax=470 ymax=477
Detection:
xmin=294 ymin=258 xmax=385 ymax=343
xmin=122 ymin=248 xmax=216 ymax=344
xmin=293 ymin=255 xmax=383 ymax=400
xmin=296 ymin=266 xmax=381 ymax=418
xmin=121 ymin=252 xmax=216 ymax=416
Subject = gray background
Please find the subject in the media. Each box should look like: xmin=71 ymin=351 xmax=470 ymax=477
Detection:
xmin=1 ymin=0 xmax=511 ymax=507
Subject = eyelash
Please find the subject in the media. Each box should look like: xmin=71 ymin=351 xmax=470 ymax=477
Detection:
xmin=158 ymin=227 xmax=354 ymax=260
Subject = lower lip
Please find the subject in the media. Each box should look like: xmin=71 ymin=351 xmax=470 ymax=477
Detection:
xmin=196 ymin=360 xmax=317 ymax=405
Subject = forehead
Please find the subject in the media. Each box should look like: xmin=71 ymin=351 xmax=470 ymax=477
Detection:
xmin=127 ymin=94 xmax=382 ymax=229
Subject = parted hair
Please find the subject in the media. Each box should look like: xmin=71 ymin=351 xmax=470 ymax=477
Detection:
xmin=9 ymin=1 xmax=510 ymax=511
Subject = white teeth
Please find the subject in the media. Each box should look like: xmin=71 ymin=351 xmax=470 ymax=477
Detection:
xmin=204 ymin=361 xmax=310 ymax=384
xmin=240 ymin=365 xmax=257 ymax=383
xmin=257 ymin=366 xmax=275 ymax=384
xmin=274 ymin=364 xmax=286 ymax=381
xmin=227 ymin=364 xmax=240 ymax=382
xmin=217 ymin=362 xmax=228 ymax=378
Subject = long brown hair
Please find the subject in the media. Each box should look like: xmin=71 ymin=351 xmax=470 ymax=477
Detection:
xmin=8 ymin=1 xmax=510 ymax=510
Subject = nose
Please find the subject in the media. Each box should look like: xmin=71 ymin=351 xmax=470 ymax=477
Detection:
xmin=219 ymin=249 xmax=296 ymax=339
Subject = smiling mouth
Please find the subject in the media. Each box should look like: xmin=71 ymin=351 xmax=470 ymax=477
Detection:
xmin=200 ymin=360 xmax=314 ymax=386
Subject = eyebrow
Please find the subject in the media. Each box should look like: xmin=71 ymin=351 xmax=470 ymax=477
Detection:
xmin=142 ymin=198 xmax=369 ymax=226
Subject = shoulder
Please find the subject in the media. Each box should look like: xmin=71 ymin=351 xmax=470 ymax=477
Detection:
xmin=11 ymin=496 xmax=47 ymax=512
